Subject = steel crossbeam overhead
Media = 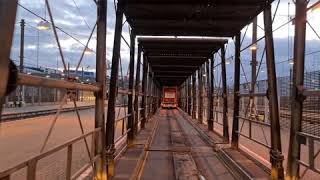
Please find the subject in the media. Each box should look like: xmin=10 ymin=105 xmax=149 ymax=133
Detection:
xmin=124 ymin=0 xmax=273 ymax=37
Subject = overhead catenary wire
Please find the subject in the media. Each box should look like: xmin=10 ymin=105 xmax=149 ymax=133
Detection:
xmin=72 ymin=0 xmax=91 ymax=30
xmin=17 ymin=3 xmax=95 ymax=51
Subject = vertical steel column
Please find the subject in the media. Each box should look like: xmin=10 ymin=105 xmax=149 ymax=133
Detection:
xmin=198 ymin=66 xmax=203 ymax=123
xmin=286 ymin=0 xmax=308 ymax=179
xmin=151 ymin=76 xmax=154 ymax=115
xmin=141 ymin=53 xmax=148 ymax=129
xmin=208 ymin=57 xmax=215 ymax=130
xmin=187 ymin=77 xmax=192 ymax=115
xmin=95 ymin=0 xmax=107 ymax=179
xmin=156 ymin=86 xmax=159 ymax=109
xmin=192 ymin=73 xmax=197 ymax=119
xmin=221 ymin=46 xmax=230 ymax=142
xmin=207 ymin=60 xmax=213 ymax=130
xmin=264 ymin=5 xmax=285 ymax=179
xmin=105 ymin=0 xmax=124 ymax=176
xmin=147 ymin=66 xmax=152 ymax=119
xmin=154 ymin=82 xmax=157 ymax=113
xmin=0 ymin=0 xmax=18 ymax=121
xmin=153 ymin=82 xmax=156 ymax=112
xmin=185 ymin=80 xmax=188 ymax=111
xmin=146 ymin=65 xmax=150 ymax=119
xmin=134 ymin=44 xmax=142 ymax=135
xmin=231 ymin=33 xmax=241 ymax=149
xmin=127 ymin=31 xmax=135 ymax=145
xmin=151 ymin=79 xmax=154 ymax=114
xmin=19 ymin=19 xmax=25 ymax=104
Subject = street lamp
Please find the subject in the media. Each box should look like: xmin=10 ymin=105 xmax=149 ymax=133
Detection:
xmin=225 ymin=57 xmax=232 ymax=65
xmin=84 ymin=47 xmax=94 ymax=55
xmin=37 ymin=20 xmax=50 ymax=30
xmin=37 ymin=1 xmax=50 ymax=30
xmin=289 ymin=59 xmax=294 ymax=65
xmin=250 ymin=44 xmax=258 ymax=51
xmin=311 ymin=4 xmax=320 ymax=14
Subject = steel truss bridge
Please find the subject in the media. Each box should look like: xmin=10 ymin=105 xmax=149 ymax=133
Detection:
xmin=0 ymin=0 xmax=320 ymax=180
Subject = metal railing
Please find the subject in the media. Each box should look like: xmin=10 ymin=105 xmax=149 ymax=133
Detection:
xmin=0 ymin=128 xmax=101 ymax=180
xmin=296 ymin=132 xmax=320 ymax=178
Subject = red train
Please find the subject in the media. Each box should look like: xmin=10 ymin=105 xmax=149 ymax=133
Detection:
xmin=161 ymin=86 xmax=178 ymax=108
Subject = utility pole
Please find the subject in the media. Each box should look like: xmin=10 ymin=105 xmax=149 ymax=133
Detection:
xmin=19 ymin=19 xmax=25 ymax=106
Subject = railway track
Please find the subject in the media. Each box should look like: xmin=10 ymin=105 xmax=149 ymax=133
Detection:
xmin=133 ymin=109 xmax=235 ymax=180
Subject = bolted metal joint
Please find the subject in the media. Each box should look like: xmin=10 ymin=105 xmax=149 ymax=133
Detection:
xmin=270 ymin=149 xmax=285 ymax=179
xmin=296 ymin=85 xmax=306 ymax=102
xmin=106 ymin=149 xmax=116 ymax=177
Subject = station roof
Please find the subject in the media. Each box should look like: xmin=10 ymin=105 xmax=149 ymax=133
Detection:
xmin=124 ymin=0 xmax=272 ymax=37
xmin=138 ymin=38 xmax=227 ymax=86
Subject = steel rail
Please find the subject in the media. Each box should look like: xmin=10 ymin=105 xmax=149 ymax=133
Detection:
xmin=178 ymin=109 xmax=270 ymax=179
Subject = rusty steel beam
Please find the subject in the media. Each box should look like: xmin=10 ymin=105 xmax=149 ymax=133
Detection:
xmin=198 ymin=66 xmax=203 ymax=123
xmin=231 ymin=32 xmax=241 ymax=149
xmin=286 ymin=0 xmax=308 ymax=179
xmin=18 ymin=73 xmax=100 ymax=92
xmin=208 ymin=57 xmax=215 ymax=131
xmin=127 ymin=31 xmax=135 ymax=144
xmin=221 ymin=46 xmax=229 ymax=142
xmin=264 ymin=4 xmax=285 ymax=179
xmin=106 ymin=0 xmax=124 ymax=177
xmin=192 ymin=73 xmax=197 ymax=119
xmin=185 ymin=81 xmax=188 ymax=111
xmin=141 ymin=53 xmax=148 ymax=129
xmin=206 ymin=60 xmax=213 ymax=131
xmin=188 ymin=76 xmax=192 ymax=115
xmin=134 ymin=44 xmax=142 ymax=135
xmin=0 ymin=0 xmax=18 ymax=118
xmin=94 ymin=0 xmax=107 ymax=179
xmin=147 ymin=64 xmax=152 ymax=119
xmin=152 ymin=82 xmax=156 ymax=113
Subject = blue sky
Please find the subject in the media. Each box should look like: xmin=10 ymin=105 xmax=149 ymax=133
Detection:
xmin=10 ymin=0 xmax=320 ymax=85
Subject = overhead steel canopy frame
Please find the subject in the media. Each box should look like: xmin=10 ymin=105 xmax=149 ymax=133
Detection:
xmin=124 ymin=0 xmax=273 ymax=37
xmin=108 ymin=1 xmax=287 ymax=180
xmin=138 ymin=37 xmax=227 ymax=87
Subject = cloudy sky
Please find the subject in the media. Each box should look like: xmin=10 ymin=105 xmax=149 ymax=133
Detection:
xmin=10 ymin=0 xmax=320 ymax=84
